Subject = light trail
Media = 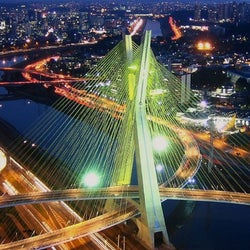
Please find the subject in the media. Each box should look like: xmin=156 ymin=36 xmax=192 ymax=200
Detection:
xmin=0 ymin=186 xmax=248 ymax=250
xmin=0 ymin=207 xmax=139 ymax=250
xmin=169 ymin=16 xmax=182 ymax=40
xmin=0 ymin=187 xmax=249 ymax=208
xmin=129 ymin=18 xmax=145 ymax=36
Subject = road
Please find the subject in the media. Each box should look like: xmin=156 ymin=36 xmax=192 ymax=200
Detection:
xmin=0 ymin=186 xmax=249 ymax=209
xmin=0 ymin=207 xmax=139 ymax=250
xmin=0 ymin=151 xmax=150 ymax=250
xmin=193 ymin=131 xmax=250 ymax=161
xmin=1 ymin=150 xmax=248 ymax=250
xmin=0 ymin=157 xmax=124 ymax=250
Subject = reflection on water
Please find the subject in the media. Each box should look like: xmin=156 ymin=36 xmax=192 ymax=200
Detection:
xmin=0 ymin=88 xmax=49 ymax=134
xmin=0 ymin=56 xmax=27 ymax=80
xmin=0 ymin=56 xmax=27 ymax=67
xmin=166 ymin=200 xmax=250 ymax=250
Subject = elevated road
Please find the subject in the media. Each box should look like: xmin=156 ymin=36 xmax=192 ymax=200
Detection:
xmin=0 ymin=79 xmax=82 ymax=86
xmin=0 ymin=207 xmax=139 ymax=250
xmin=0 ymin=187 xmax=249 ymax=209
xmin=0 ymin=187 xmax=249 ymax=250
xmin=1 ymin=148 xmax=248 ymax=250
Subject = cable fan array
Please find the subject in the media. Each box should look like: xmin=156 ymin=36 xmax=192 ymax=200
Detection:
xmin=0 ymin=34 xmax=249 ymax=249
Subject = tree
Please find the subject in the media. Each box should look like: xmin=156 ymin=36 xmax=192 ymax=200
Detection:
xmin=235 ymin=77 xmax=248 ymax=92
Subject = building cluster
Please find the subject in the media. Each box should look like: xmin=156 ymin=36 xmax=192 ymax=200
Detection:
xmin=0 ymin=1 xmax=249 ymax=50
xmin=0 ymin=1 xmax=249 ymax=132
xmin=193 ymin=1 xmax=249 ymax=23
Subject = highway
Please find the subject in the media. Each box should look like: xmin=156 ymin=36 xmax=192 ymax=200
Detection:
xmin=0 ymin=207 xmax=139 ymax=250
xmin=0 ymin=145 xmax=248 ymax=250
xmin=0 ymin=184 xmax=249 ymax=250
xmin=0 ymin=156 xmax=124 ymax=250
xmin=0 ymin=137 xmax=248 ymax=250
xmin=0 ymin=186 xmax=249 ymax=209
xmin=0 ymin=150 xmax=150 ymax=250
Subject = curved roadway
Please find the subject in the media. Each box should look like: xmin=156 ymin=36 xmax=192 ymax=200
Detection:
xmin=0 ymin=186 xmax=249 ymax=209
xmin=0 ymin=187 xmax=249 ymax=250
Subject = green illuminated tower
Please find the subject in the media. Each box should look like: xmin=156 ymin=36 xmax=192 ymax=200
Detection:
xmin=107 ymin=31 xmax=169 ymax=248
xmin=133 ymin=30 xmax=169 ymax=249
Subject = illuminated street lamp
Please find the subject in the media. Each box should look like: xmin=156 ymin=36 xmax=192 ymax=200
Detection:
xmin=200 ymin=100 xmax=207 ymax=109
xmin=152 ymin=135 xmax=169 ymax=152
xmin=156 ymin=163 xmax=164 ymax=172
xmin=82 ymin=172 xmax=100 ymax=188
xmin=196 ymin=41 xmax=212 ymax=51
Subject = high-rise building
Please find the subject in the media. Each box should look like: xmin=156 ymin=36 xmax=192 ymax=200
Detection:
xmin=194 ymin=4 xmax=201 ymax=21
xmin=181 ymin=73 xmax=191 ymax=104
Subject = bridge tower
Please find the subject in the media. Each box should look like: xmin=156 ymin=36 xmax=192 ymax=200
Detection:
xmin=133 ymin=31 xmax=169 ymax=249
xmin=107 ymin=31 xmax=170 ymax=249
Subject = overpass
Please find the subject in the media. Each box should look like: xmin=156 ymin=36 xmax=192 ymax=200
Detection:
xmin=0 ymin=187 xmax=249 ymax=208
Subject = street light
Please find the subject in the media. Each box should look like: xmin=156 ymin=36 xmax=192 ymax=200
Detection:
xmin=156 ymin=163 xmax=164 ymax=172
xmin=200 ymin=100 xmax=207 ymax=109
xmin=152 ymin=135 xmax=169 ymax=152
xmin=82 ymin=172 xmax=100 ymax=188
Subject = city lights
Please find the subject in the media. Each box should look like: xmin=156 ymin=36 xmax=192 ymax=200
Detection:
xmin=196 ymin=41 xmax=213 ymax=51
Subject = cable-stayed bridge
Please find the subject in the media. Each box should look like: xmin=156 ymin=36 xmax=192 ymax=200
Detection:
xmin=0 ymin=31 xmax=249 ymax=250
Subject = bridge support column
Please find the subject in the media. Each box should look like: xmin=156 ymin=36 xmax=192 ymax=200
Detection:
xmin=134 ymin=30 xmax=169 ymax=249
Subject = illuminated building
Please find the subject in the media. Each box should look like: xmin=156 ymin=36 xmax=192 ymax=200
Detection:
xmin=194 ymin=4 xmax=201 ymax=21
xmin=181 ymin=73 xmax=191 ymax=104
xmin=196 ymin=41 xmax=213 ymax=51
